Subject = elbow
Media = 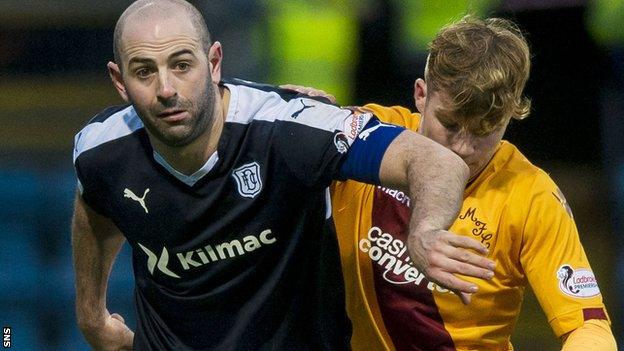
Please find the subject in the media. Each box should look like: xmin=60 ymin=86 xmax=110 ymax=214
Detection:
xmin=435 ymin=143 xmax=469 ymax=183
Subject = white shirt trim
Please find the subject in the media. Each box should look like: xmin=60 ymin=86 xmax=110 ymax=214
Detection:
xmin=153 ymin=150 xmax=220 ymax=186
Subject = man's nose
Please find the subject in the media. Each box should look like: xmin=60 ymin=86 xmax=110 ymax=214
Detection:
xmin=157 ymin=71 xmax=177 ymax=101
xmin=449 ymin=136 xmax=476 ymax=159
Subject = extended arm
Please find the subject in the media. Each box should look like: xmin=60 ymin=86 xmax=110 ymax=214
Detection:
xmin=561 ymin=319 xmax=617 ymax=351
xmin=280 ymin=84 xmax=495 ymax=302
xmin=72 ymin=193 xmax=134 ymax=350
xmin=378 ymin=130 xmax=494 ymax=302
xmin=517 ymin=173 xmax=615 ymax=350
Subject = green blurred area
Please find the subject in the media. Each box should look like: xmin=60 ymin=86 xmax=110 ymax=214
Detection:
xmin=0 ymin=0 xmax=621 ymax=349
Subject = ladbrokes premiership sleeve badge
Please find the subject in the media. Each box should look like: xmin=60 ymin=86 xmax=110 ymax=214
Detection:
xmin=557 ymin=265 xmax=601 ymax=298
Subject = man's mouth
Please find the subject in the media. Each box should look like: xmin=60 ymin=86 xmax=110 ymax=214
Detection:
xmin=158 ymin=109 xmax=188 ymax=122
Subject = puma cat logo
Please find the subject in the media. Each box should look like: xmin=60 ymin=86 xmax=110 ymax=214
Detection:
xmin=124 ymin=188 xmax=150 ymax=213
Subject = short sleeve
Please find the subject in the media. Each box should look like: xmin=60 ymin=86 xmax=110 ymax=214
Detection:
xmin=71 ymin=104 xmax=135 ymax=217
xmin=73 ymin=132 xmax=112 ymax=217
xmin=362 ymin=103 xmax=421 ymax=130
xmin=518 ymin=171 xmax=609 ymax=337
xmin=273 ymin=98 xmax=373 ymax=188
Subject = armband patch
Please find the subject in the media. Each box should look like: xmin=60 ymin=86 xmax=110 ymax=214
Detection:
xmin=342 ymin=111 xmax=370 ymax=141
xmin=557 ymin=265 xmax=601 ymax=298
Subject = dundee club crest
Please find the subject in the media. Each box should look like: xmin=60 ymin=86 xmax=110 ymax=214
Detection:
xmin=232 ymin=162 xmax=263 ymax=198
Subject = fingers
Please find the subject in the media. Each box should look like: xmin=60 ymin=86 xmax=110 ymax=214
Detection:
xmin=112 ymin=313 xmax=135 ymax=349
xmin=279 ymin=84 xmax=337 ymax=104
xmin=280 ymin=84 xmax=301 ymax=91
xmin=425 ymin=268 xmax=480 ymax=295
xmin=111 ymin=313 xmax=125 ymax=324
xmin=457 ymin=291 xmax=472 ymax=305
xmin=447 ymin=234 xmax=489 ymax=255
xmin=281 ymin=84 xmax=326 ymax=96
xmin=443 ymin=234 xmax=496 ymax=271
xmin=121 ymin=329 xmax=135 ymax=350
xmin=436 ymin=248 xmax=495 ymax=279
xmin=408 ymin=229 xmax=498 ymax=300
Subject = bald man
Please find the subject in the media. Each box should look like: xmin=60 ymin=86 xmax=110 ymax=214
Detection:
xmin=71 ymin=1 xmax=494 ymax=349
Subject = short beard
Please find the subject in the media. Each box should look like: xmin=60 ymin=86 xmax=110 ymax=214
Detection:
xmin=164 ymin=79 xmax=216 ymax=147
xmin=130 ymin=77 xmax=217 ymax=148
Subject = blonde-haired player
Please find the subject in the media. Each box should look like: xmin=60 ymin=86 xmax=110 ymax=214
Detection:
xmin=286 ymin=15 xmax=617 ymax=351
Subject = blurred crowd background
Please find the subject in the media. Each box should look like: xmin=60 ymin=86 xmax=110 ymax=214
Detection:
xmin=0 ymin=0 xmax=622 ymax=349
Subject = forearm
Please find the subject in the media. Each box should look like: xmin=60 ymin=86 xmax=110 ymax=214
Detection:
xmin=378 ymin=131 xmax=495 ymax=298
xmin=407 ymin=144 xmax=468 ymax=233
xmin=561 ymin=319 xmax=617 ymax=351
xmin=379 ymin=130 xmax=469 ymax=231
xmin=72 ymin=194 xmax=125 ymax=330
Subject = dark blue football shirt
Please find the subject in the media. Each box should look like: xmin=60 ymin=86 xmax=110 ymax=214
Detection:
xmin=73 ymin=79 xmax=404 ymax=350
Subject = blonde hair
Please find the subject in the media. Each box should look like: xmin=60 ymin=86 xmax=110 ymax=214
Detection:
xmin=425 ymin=16 xmax=531 ymax=135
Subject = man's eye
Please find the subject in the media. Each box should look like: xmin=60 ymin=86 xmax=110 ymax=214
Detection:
xmin=136 ymin=68 xmax=152 ymax=78
xmin=443 ymin=122 xmax=460 ymax=132
xmin=175 ymin=62 xmax=190 ymax=71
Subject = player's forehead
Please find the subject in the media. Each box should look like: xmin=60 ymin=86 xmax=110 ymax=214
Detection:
xmin=120 ymin=13 xmax=201 ymax=59
xmin=429 ymin=89 xmax=507 ymax=136
xmin=427 ymin=91 xmax=458 ymax=123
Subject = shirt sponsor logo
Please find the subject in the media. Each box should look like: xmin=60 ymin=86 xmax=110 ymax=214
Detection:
xmin=377 ymin=186 xmax=411 ymax=207
xmin=232 ymin=162 xmax=262 ymax=198
xmin=334 ymin=132 xmax=349 ymax=154
xmin=358 ymin=120 xmax=397 ymax=141
xmin=138 ymin=244 xmax=180 ymax=279
xmin=138 ymin=229 xmax=276 ymax=278
xmin=123 ymin=187 xmax=150 ymax=213
xmin=359 ymin=226 xmax=449 ymax=293
xmin=343 ymin=112 xmax=368 ymax=140
xmin=290 ymin=99 xmax=315 ymax=119
xmin=176 ymin=229 xmax=276 ymax=271
xmin=557 ymin=265 xmax=601 ymax=298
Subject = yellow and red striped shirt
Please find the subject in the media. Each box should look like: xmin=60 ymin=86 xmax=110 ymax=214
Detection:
xmin=331 ymin=104 xmax=610 ymax=350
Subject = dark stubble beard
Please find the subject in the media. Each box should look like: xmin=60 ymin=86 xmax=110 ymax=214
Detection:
xmin=131 ymin=77 xmax=217 ymax=148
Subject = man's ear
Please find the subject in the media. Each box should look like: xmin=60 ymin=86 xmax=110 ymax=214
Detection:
xmin=413 ymin=78 xmax=427 ymax=114
xmin=208 ymin=41 xmax=223 ymax=84
xmin=107 ymin=61 xmax=129 ymax=102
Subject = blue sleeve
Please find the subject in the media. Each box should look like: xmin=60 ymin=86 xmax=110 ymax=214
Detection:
xmin=337 ymin=118 xmax=405 ymax=184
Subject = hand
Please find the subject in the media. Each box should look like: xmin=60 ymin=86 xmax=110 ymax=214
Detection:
xmin=81 ymin=311 xmax=134 ymax=351
xmin=407 ymin=229 xmax=496 ymax=305
xmin=280 ymin=84 xmax=338 ymax=104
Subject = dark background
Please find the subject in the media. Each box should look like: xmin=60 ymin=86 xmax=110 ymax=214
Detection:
xmin=0 ymin=0 xmax=621 ymax=349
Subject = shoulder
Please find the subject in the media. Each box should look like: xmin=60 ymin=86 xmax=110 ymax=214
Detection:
xmin=488 ymin=142 xmax=571 ymax=217
xmin=222 ymin=78 xmax=355 ymax=132
xmin=73 ymin=104 xmax=143 ymax=163
xmin=362 ymin=103 xmax=421 ymax=131
xmin=498 ymin=142 xmax=559 ymax=189
xmin=488 ymin=141 xmax=543 ymax=188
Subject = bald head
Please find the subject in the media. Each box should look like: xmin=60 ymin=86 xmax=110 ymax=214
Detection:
xmin=113 ymin=0 xmax=211 ymax=66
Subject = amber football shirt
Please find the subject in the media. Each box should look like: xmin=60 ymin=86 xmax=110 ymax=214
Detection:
xmin=331 ymin=104 xmax=610 ymax=351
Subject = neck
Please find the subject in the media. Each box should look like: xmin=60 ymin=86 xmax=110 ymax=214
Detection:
xmin=151 ymin=86 xmax=230 ymax=175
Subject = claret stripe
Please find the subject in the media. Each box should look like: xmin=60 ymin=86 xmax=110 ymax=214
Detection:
xmin=371 ymin=187 xmax=456 ymax=350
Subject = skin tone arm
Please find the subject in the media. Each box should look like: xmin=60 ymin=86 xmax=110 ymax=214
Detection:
xmin=72 ymin=194 xmax=134 ymax=350
xmin=379 ymin=130 xmax=494 ymax=303
xmin=281 ymin=84 xmax=495 ymax=303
